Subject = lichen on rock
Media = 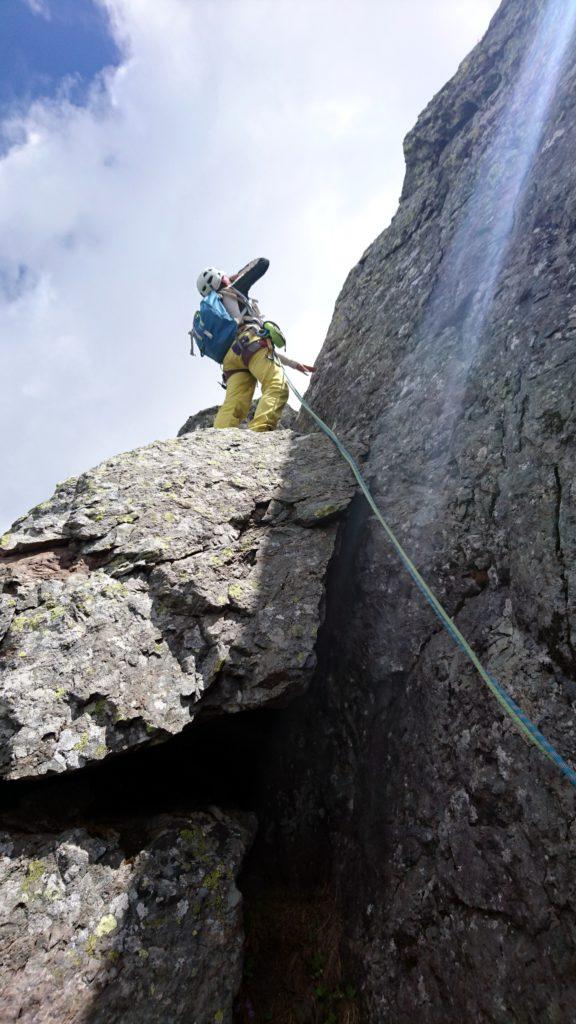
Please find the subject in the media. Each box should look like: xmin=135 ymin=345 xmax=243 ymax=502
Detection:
xmin=0 ymin=810 xmax=255 ymax=1024
xmin=0 ymin=429 xmax=355 ymax=780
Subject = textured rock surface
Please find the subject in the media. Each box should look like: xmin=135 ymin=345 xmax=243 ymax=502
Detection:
xmin=178 ymin=402 xmax=297 ymax=435
xmin=0 ymin=810 xmax=254 ymax=1024
xmin=0 ymin=429 xmax=354 ymax=779
xmin=4 ymin=2 xmax=576 ymax=1021
xmin=274 ymin=1 xmax=576 ymax=1020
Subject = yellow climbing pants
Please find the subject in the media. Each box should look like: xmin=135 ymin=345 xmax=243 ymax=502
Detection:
xmin=214 ymin=344 xmax=289 ymax=432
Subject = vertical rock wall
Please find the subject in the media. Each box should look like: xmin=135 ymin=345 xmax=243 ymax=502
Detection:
xmin=279 ymin=0 xmax=576 ymax=1019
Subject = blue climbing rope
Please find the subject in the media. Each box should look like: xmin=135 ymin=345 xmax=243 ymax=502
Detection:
xmin=277 ymin=360 xmax=576 ymax=791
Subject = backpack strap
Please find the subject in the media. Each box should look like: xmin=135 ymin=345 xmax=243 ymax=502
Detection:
xmin=228 ymin=285 xmax=260 ymax=318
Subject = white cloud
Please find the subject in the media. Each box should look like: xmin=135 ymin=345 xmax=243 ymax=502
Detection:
xmin=23 ymin=0 xmax=51 ymax=19
xmin=0 ymin=0 xmax=500 ymax=530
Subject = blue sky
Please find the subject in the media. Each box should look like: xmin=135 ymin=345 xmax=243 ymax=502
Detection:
xmin=0 ymin=0 xmax=500 ymax=533
xmin=0 ymin=0 xmax=120 ymax=146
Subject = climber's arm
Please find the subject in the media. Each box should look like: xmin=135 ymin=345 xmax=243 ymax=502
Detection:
xmin=277 ymin=353 xmax=316 ymax=375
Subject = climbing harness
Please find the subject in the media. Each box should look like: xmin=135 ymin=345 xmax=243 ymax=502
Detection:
xmin=232 ymin=328 xmax=270 ymax=367
xmin=273 ymin=355 xmax=576 ymax=791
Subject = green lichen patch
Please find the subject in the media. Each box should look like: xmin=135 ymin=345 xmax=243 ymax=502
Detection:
xmin=95 ymin=914 xmax=117 ymax=938
xmin=11 ymin=611 xmax=46 ymax=633
xmin=313 ymin=503 xmax=340 ymax=520
xmin=22 ymin=859 xmax=46 ymax=900
xmin=49 ymin=605 xmax=67 ymax=623
xmin=86 ymin=914 xmax=118 ymax=958
xmin=180 ymin=826 xmax=210 ymax=859
xmin=102 ymin=581 xmax=128 ymax=599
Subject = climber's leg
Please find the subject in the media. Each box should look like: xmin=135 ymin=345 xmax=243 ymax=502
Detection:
xmin=247 ymin=348 xmax=289 ymax=432
xmin=214 ymin=351 xmax=256 ymax=428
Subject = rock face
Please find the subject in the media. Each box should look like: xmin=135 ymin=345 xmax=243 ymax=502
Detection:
xmin=0 ymin=810 xmax=254 ymax=1024
xmin=274 ymin=0 xmax=576 ymax=1020
xmin=3 ymin=1 xmax=576 ymax=1021
xmin=0 ymin=429 xmax=354 ymax=780
xmin=0 ymin=425 xmax=353 ymax=1022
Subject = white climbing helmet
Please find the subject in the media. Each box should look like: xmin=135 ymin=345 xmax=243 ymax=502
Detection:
xmin=197 ymin=266 xmax=224 ymax=297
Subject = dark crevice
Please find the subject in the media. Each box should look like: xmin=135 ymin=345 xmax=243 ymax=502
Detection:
xmin=0 ymin=708 xmax=282 ymax=845
xmin=551 ymin=465 xmax=576 ymax=671
xmin=230 ymin=499 xmax=271 ymax=531
xmin=553 ymin=464 xmax=565 ymax=567
xmin=518 ymin=392 xmax=529 ymax=451
xmin=231 ymin=496 xmax=370 ymax=1022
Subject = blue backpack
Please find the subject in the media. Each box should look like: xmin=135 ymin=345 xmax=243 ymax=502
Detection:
xmin=190 ymin=290 xmax=238 ymax=363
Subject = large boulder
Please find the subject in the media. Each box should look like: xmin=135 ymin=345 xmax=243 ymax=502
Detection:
xmin=0 ymin=810 xmax=254 ymax=1024
xmin=0 ymin=429 xmax=355 ymax=779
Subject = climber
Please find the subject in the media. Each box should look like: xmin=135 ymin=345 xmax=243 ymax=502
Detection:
xmin=195 ymin=258 xmax=315 ymax=432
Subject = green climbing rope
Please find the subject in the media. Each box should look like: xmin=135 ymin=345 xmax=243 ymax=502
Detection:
xmin=278 ymin=360 xmax=576 ymax=790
